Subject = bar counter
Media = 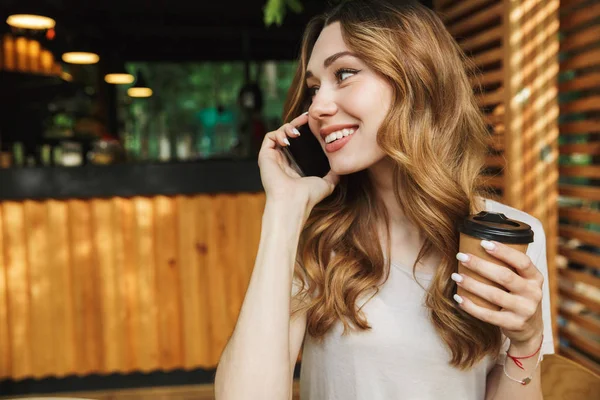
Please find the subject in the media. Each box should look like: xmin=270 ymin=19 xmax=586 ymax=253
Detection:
xmin=0 ymin=160 xmax=268 ymax=381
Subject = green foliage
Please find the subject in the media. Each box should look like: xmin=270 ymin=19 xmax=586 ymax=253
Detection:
xmin=264 ymin=0 xmax=304 ymax=27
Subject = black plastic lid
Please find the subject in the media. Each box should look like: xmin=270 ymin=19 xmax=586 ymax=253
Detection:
xmin=458 ymin=211 xmax=534 ymax=244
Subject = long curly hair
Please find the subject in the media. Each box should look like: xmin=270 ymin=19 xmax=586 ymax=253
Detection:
xmin=284 ymin=0 xmax=499 ymax=370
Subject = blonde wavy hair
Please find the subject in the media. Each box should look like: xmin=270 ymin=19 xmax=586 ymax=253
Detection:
xmin=283 ymin=0 xmax=498 ymax=370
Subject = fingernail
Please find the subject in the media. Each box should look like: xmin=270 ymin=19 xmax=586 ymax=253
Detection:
xmin=302 ymin=111 xmax=309 ymax=115
xmin=292 ymin=128 xmax=301 ymax=136
xmin=456 ymin=253 xmax=470 ymax=262
xmin=453 ymin=294 xmax=463 ymax=304
xmin=284 ymin=138 xmax=291 ymax=146
xmin=481 ymin=240 xmax=496 ymax=251
xmin=451 ymin=273 xmax=463 ymax=283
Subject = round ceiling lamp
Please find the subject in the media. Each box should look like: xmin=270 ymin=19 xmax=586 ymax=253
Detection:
xmin=105 ymin=73 xmax=134 ymax=84
xmin=62 ymin=52 xmax=100 ymax=65
xmin=127 ymin=87 xmax=153 ymax=97
xmin=105 ymin=60 xmax=134 ymax=84
xmin=6 ymin=14 xmax=56 ymax=30
xmin=127 ymin=71 xmax=153 ymax=98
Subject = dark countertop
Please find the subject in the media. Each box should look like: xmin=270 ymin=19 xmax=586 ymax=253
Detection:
xmin=0 ymin=159 xmax=264 ymax=201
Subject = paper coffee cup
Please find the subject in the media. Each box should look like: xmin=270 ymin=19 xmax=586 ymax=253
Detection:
xmin=457 ymin=211 xmax=534 ymax=311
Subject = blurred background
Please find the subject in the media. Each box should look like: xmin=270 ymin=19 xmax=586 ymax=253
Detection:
xmin=0 ymin=0 xmax=598 ymax=399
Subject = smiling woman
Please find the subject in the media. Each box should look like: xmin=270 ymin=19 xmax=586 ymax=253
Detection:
xmin=214 ymin=1 xmax=554 ymax=399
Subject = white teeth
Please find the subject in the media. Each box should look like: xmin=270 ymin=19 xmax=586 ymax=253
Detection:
xmin=325 ymin=128 xmax=355 ymax=144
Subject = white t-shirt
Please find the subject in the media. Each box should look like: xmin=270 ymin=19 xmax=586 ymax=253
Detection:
xmin=297 ymin=198 xmax=555 ymax=400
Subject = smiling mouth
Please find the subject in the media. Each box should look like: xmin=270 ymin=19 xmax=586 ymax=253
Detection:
xmin=323 ymin=127 xmax=358 ymax=144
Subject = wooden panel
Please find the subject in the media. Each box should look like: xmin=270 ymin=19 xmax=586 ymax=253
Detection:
xmin=559 ymin=73 xmax=600 ymax=93
xmin=560 ymin=308 xmax=600 ymax=336
xmin=92 ymin=198 xmax=123 ymax=373
xmin=559 ymin=226 xmax=600 ymax=247
xmin=447 ymin=3 xmax=503 ymax=38
xmin=24 ymin=201 xmax=53 ymax=377
xmin=470 ymin=48 xmax=503 ymax=70
xmin=559 ymin=120 xmax=600 ymax=135
xmin=2 ymin=202 xmax=31 ymax=379
xmin=559 ymin=327 xmax=600 ymax=360
xmin=560 ymin=48 xmax=600 ymax=72
xmin=560 ymin=2 xmax=600 ymax=32
xmin=69 ymin=199 xmax=103 ymax=375
xmin=0 ymin=193 xmax=266 ymax=379
xmin=471 ymin=69 xmax=503 ymax=86
xmin=133 ymin=196 xmax=160 ymax=372
xmin=0 ymin=205 xmax=10 ymax=379
xmin=487 ymin=133 xmax=505 ymax=151
xmin=559 ymin=246 xmax=600 ymax=271
xmin=46 ymin=200 xmax=75 ymax=376
xmin=560 ymin=0 xmax=594 ymax=10
xmin=559 ymin=287 xmax=600 ymax=314
xmin=477 ymin=88 xmax=503 ymax=107
xmin=560 ymin=25 xmax=600 ymax=53
xmin=560 ymin=268 xmax=600 ymax=290
xmin=114 ymin=196 xmax=140 ymax=372
xmin=559 ymin=345 xmax=600 ymax=378
xmin=441 ymin=0 xmax=494 ymax=23
xmin=559 ymin=185 xmax=600 ymax=202
xmin=559 ymin=165 xmax=600 ymax=179
xmin=153 ymin=196 xmax=183 ymax=370
xmin=485 ymin=155 xmax=505 ymax=168
xmin=176 ymin=195 xmax=207 ymax=369
xmin=558 ymin=206 xmax=600 ymax=225
xmin=560 ymin=95 xmax=600 ymax=115
xmin=559 ymin=142 xmax=600 ymax=156
xmin=459 ymin=25 xmax=503 ymax=54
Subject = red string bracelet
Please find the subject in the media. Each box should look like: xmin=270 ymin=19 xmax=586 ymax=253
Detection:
xmin=506 ymin=334 xmax=544 ymax=370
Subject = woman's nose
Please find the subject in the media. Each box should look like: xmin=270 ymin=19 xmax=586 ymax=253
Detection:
xmin=309 ymin=91 xmax=338 ymax=120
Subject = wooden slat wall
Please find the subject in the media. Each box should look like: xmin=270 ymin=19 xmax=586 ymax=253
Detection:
xmin=0 ymin=193 xmax=266 ymax=380
xmin=436 ymin=0 xmax=560 ymax=349
xmin=556 ymin=0 xmax=600 ymax=374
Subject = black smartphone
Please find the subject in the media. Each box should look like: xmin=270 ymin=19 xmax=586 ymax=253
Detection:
xmin=281 ymin=123 xmax=331 ymax=178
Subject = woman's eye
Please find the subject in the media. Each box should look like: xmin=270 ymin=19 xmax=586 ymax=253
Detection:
xmin=308 ymin=87 xmax=319 ymax=97
xmin=339 ymin=71 xmax=354 ymax=81
xmin=335 ymin=68 xmax=359 ymax=82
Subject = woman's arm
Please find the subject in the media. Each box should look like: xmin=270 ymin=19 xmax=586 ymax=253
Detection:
xmin=214 ymin=200 xmax=308 ymax=400
xmin=485 ymin=333 xmax=544 ymax=400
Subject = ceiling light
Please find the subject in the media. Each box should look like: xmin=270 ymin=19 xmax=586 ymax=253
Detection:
xmin=62 ymin=52 xmax=99 ymax=64
xmin=6 ymin=14 xmax=55 ymax=30
xmin=127 ymin=87 xmax=153 ymax=97
xmin=104 ymin=60 xmax=134 ymax=84
xmin=127 ymin=71 xmax=152 ymax=97
xmin=106 ymin=73 xmax=135 ymax=84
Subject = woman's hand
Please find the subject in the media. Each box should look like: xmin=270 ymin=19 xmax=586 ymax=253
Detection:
xmin=451 ymin=240 xmax=544 ymax=348
xmin=258 ymin=112 xmax=340 ymax=210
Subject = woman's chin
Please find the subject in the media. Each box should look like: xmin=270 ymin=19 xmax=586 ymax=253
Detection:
xmin=330 ymin=163 xmax=362 ymax=176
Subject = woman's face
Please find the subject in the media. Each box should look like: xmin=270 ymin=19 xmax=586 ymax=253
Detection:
xmin=306 ymin=22 xmax=393 ymax=175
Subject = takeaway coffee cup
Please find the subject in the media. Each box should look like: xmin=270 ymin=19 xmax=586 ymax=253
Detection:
xmin=457 ymin=211 xmax=534 ymax=311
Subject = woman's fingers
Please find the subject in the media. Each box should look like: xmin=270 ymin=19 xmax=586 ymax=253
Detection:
xmin=457 ymin=253 xmax=528 ymax=293
xmin=453 ymin=294 xmax=526 ymax=331
xmin=480 ymin=240 xmax=543 ymax=284
xmin=288 ymin=111 xmax=309 ymax=127
xmin=451 ymin=272 xmax=537 ymax=317
xmin=452 ymin=272 xmax=517 ymax=310
xmin=263 ymin=112 xmax=309 ymax=149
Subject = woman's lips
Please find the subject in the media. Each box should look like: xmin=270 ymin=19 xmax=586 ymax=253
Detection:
xmin=324 ymin=129 xmax=356 ymax=153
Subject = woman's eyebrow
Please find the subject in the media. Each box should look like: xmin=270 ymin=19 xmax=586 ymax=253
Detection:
xmin=305 ymin=51 xmax=357 ymax=80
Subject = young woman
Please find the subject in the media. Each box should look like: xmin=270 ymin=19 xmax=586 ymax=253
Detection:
xmin=215 ymin=1 xmax=554 ymax=399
